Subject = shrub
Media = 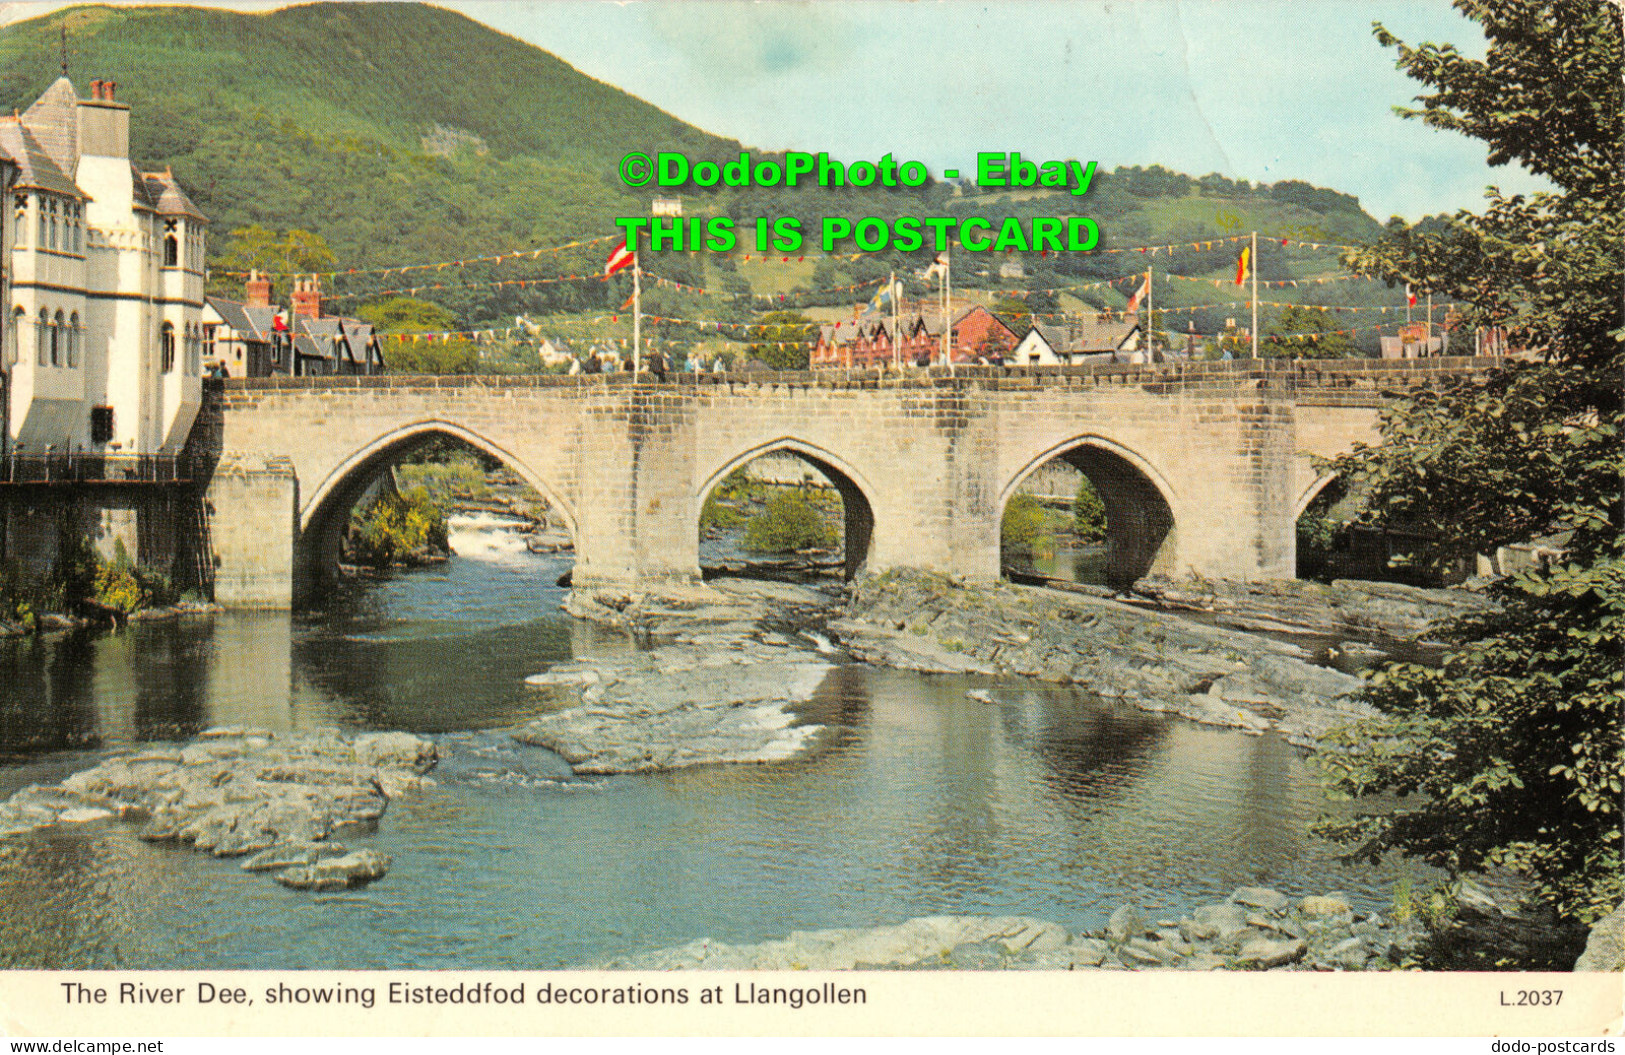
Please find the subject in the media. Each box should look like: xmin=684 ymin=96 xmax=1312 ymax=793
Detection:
xmin=1001 ymin=494 xmax=1051 ymax=558
xmin=350 ymin=486 xmax=449 ymax=568
xmin=742 ymin=491 xmax=834 ymax=554
xmin=1073 ymin=476 xmax=1106 ymax=541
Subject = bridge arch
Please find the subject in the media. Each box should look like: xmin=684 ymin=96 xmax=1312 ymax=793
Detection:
xmin=695 ymin=437 xmax=878 ymax=580
xmin=1295 ymin=472 xmax=1340 ymax=519
xmin=296 ymin=418 xmax=577 ymax=597
xmin=1001 ymin=435 xmax=1178 ymax=589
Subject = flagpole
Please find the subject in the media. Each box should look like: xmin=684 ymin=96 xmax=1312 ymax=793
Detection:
xmin=1426 ymin=291 xmax=1433 ymax=357
xmin=942 ymin=249 xmax=952 ymax=371
xmin=1250 ymin=231 xmax=1259 ymax=360
xmin=890 ymin=270 xmax=899 ymax=372
xmin=632 ymin=256 xmax=642 ymax=378
xmin=1145 ymin=266 xmax=1154 ymax=362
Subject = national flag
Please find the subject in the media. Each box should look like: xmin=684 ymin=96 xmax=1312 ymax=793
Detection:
xmin=1405 ymin=284 xmax=1417 ymax=307
xmin=1234 ymin=246 xmax=1251 ymax=286
xmin=604 ymin=240 xmax=635 ymax=277
xmin=1125 ymin=276 xmax=1150 ymax=314
xmin=923 ymin=252 xmax=950 ymax=281
xmin=272 ymin=309 xmax=289 ymax=333
xmin=868 ymin=276 xmax=901 ymax=314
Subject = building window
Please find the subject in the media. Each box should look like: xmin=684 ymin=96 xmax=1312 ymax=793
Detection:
xmin=163 ymin=235 xmax=178 ymax=268
xmin=67 ymin=313 xmax=80 ymax=368
xmin=51 ymin=311 xmax=63 ymax=367
xmin=35 ymin=197 xmax=46 ymax=247
xmin=36 ymin=309 xmax=48 ymax=366
xmin=161 ymin=322 xmax=176 ymax=373
xmin=6 ymin=307 xmax=20 ymax=368
xmin=203 ymin=323 xmax=216 ymax=363
xmin=90 ymin=406 xmax=114 ymax=444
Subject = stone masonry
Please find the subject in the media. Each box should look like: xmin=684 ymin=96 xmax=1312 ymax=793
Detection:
xmin=192 ymin=358 xmax=1500 ymax=606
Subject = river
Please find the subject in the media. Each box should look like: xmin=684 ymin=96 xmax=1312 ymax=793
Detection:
xmin=0 ymin=513 xmax=1430 ymax=969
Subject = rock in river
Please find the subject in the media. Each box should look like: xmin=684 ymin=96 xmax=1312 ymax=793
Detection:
xmin=0 ymin=728 xmax=437 ymax=891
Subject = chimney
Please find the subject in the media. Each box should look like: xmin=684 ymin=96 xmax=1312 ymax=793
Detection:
xmin=75 ymin=75 xmax=129 ymax=159
xmin=245 ymin=269 xmax=271 ymax=308
xmin=291 ymin=276 xmax=322 ymax=320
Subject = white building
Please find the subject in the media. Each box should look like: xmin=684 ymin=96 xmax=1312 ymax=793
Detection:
xmin=1012 ymin=317 xmax=1142 ymax=366
xmin=1 ymin=77 xmax=206 ymax=459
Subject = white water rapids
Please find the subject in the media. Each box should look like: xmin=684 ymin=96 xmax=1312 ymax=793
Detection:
xmin=446 ymin=511 xmax=537 ymax=561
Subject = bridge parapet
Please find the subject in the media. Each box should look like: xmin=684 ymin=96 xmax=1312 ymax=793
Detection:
xmin=216 ymin=355 xmax=1502 ymax=402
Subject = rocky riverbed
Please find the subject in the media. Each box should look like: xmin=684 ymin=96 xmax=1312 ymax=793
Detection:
xmin=832 ymin=569 xmax=1378 ymax=747
xmin=0 ymin=727 xmax=437 ymax=891
xmin=515 ymin=578 xmax=840 ymax=773
xmin=599 ymin=886 xmax=1427 ymax=971
xmin=1130 ymin=574 xmax=1496 ymax=641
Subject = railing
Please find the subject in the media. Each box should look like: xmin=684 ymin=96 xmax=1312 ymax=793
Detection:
xmin=0 ymin=453 xmax=191 ymax=485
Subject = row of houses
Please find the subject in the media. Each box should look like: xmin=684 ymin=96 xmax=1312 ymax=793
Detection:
xmin=203 ymin=273 xmax=384 ymax=378
xmin=811 ymin=301 xmax=1143 ymax=368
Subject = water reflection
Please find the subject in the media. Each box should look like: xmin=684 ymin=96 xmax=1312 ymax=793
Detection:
xmin=0 ymin=530 xmax=1435 ymax=969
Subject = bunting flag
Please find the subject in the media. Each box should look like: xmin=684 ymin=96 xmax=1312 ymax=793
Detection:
xmin=1125 ymin=276 xmax=1150 ymax=314
xmin=605 ymin=241 xmax=636 ymax=277
xmin=1235 ymin=247 xmax=1251 ymax=286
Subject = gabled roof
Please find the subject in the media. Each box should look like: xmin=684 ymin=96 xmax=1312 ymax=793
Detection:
xmin=21 ymin=77 xmax=78 ymax=179
xmin=141 ymin=170 xmax=208 ymax=222
xmin=205 ymin=296 xmax=259 ymax=336
xmin=0 ymin=118 xmax=84 ymax=198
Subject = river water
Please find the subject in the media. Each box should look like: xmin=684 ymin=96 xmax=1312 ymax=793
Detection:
xmin=0 ymin=513 xmax=1429 ymax=969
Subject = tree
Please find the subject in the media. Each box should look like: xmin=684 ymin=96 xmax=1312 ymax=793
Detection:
xmin=1265 ymin=304 xmax=1358 ymax=358
xmin=211 ymin=225 xmax=338 ymax=299
xmin=1073 ymin=475 xmax=1106 ymax=542
xmin=358 ymin=297 xmax=478 ymax=375
xmin=990 ymin=296 xmax=1032 ymax=337
xmin=1313 ymin=1 xmax=1623 ymax=930
xmin=745 ymin=311 xmax=816 ymax=370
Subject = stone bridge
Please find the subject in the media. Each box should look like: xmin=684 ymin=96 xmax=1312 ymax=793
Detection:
xmin=189 ymin=358 xmax=1498 ymax=607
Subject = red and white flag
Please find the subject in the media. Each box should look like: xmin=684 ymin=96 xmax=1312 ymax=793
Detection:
xmin=272 ymin=309 xmax=289 ymax=333
xmin=1125 ymin=276 xmax=1150 ymax=314
xmin=1405 ymin=283 xmax=1417 ymax=307
xmin=605 ymin=240 xmax=636 ymax=277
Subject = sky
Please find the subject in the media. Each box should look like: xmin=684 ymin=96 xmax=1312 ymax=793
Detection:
xmin=448 ymin=0 xmax=1550 ymax=221
xmin=0 ymin=0 xmax=1553 ymax=221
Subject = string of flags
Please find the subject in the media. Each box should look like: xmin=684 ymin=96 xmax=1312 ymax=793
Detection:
xmin=326 ymin=270 xmax=893 ymax=306
xmin=325 ymin=271 xmax=611 ymax=304
xmin=1160 ymin=271 xmax=1378 ymax=289
xmin=208 ymin=231 xmax=1367 ymax=286
xmin=209 ymin=235 xmax=622 ymax=282
xmin=639 ymin=270 xmax=884 ymax=301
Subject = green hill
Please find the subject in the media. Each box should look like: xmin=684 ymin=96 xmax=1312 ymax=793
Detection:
xmin=0 ymin=2 xmax=736 ymax=267
xmin=0 ymin=4 xmax=1403 ymax=352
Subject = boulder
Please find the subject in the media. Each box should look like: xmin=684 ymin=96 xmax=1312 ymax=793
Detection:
xmin=275 ymin=849 xmax=391 ymax=891
xmin=1231 ymin=886 xmax=1291 ymax=912
xmin=1574 ymin=903 xmax=1625 ymax=972
xmin=1106 ymin=904 xmax=1148 ymax=943
xmin=353 ymin=732 xmax=438 ymax=773
xmin=1233 ymin=936 xmax=1307 ymax=969
xmin=1299 ymin=894 xmax=1354 ymax=918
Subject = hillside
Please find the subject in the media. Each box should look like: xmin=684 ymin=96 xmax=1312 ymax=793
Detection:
xmin=0 ymin=3 xmax=737 ymax=265
xmin=0 ymin=4 xmax=1403 ymax=352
